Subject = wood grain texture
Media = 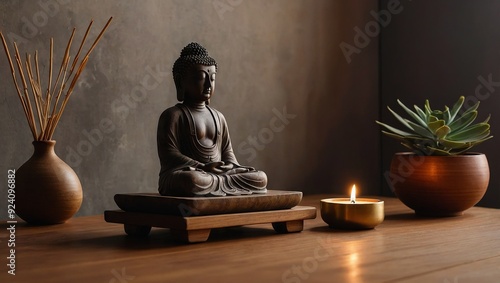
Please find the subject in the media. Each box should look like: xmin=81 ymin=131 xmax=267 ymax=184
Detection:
xmin=1 ymin=195 xmax=500 ymax=283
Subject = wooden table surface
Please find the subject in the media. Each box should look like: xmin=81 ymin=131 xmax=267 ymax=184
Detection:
xmin=1 ymin=195 xmax=500 ymax=283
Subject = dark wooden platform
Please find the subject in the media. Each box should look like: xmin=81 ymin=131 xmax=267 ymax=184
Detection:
xmin=104 ymin=206 xmax=317 ymax=243
xmin=113 ymin=190 xmax=303 ymax=216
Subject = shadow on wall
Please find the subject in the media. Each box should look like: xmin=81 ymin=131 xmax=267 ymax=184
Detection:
xmin=379 ymin=0 xmax=500 ymax=208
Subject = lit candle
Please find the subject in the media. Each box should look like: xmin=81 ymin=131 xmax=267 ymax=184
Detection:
xmin=351 ymin=185 xmax=356 ymax=203
xmin=320 ymin=184 xmax=384 ymax=229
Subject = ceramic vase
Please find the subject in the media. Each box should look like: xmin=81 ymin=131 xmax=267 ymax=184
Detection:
xmin=16 ymin=140 xmax=83 ymax=224
xmin=390 ymin=152 xmax=489 ymax=216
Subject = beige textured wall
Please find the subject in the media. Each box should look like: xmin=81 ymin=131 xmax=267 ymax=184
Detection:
xmin=0 ymin=0 xmax=379 ymax=216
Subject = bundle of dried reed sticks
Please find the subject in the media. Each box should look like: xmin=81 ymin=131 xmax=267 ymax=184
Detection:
xmin=0 ymin=17 xmax=112 ymax=141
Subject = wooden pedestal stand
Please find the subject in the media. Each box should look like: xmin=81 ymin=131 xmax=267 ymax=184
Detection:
xmin=104 ymin=190 xmax=317 ymax=243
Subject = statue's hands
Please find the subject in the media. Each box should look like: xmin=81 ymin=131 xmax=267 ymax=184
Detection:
xmin=199 ymin=161 xmax=229 ymax=174
xmin=237 ymin=165 xmax=256 ymax=171
xmin=220 ymin=163 xmax=254 ymax=175
xmin=199 ymin=162 xmax=254 ymax=175
xmin=218 ymin=162 xmax=234 ymax=171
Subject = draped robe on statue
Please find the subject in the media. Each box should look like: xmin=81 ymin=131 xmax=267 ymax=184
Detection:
xmin=157 ymin=104 xmax=268 ymax=196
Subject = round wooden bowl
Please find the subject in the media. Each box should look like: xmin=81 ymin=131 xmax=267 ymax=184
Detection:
xmin=389 ymin=152 xmax=489 ymax=217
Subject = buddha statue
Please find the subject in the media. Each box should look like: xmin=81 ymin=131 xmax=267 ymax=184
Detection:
xmin=157 ymin=42 xmax=268 ymax=197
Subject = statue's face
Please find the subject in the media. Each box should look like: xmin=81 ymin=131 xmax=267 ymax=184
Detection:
xmin=182 ymin=64 xmax=216 ymax=103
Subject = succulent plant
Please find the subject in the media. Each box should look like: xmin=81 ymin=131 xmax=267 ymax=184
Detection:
xmin=376 ymin=96 xmax=493 ymax=155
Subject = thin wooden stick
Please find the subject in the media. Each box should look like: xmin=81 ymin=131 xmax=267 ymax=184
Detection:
xmin=45 ymin=116 xmax=55 ymax=141
xmin=13 ymin=42 xmax=38 ymax=139
xmin=65 ymin=56 xmax=89 ymax=100
xmin=48 ymin=52 xmax=71 ymax=135
xmin=45 ymin=37 xmax=54 ymax=107
xmin=48 ymin=54 xmax=71 ymax=139
xmin=49 ymin=29 xmax=75 ymax=118
xmin=54 ymin=20 xmax=93 ymax=103
xmin=34 ymin=52 xmax=44 ymax=122
xmin=79 ymin=17 xmax=113 ymax=69
xmin=35 ymin=51 xmax=41 ymax=94
xmin=50 ymin=17 xmax=113 ymax=135
xmin=0 ymin=32 xmax=34 ymax=138
xmin=34 ymin=50 xmax=47 ymax=131
xmin=67 ymin=20 xmax=93 ymax=79
xmin=50 ymin=57 xmax=88 ymax=138
xmin=45 ymin=38 xmax=53 ymax=124
xmin=65 ymin=17 xmax=113 ymax=101
xmin=25 ymin=54 xmax=44 ymax=138
xmin=25 ymin=57 xmax=40 ymax=138
xmin=1 ymin=17 xmax=113 ymax=141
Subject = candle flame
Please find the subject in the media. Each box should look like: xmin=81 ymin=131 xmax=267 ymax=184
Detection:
xmin=350 ymin=184 xmax=356 ymax=204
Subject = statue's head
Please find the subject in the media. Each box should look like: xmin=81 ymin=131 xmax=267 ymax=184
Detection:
xmin=173 ymin=42 xmax=218 ymax=102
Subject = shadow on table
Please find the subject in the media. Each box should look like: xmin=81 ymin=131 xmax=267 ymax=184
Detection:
xmin=307 ymin=211 xmax=473 ymax=234
xmin=47 ymin=225 xmax=281 ymax=250
xmin=384 ymin=212 xmax=474 ymax=220
xmin=384 ymin=212 xmax=422 ymax=221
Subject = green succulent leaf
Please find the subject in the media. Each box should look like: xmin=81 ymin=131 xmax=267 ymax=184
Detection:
xmin=376 ymin=121 xmax=414 ymax=137
xmin=448 ymin=111 xmax=477 ymax=133
xmin=438 ymin=139 xmax=470 ymax=149
xmin=405 ymin=120 xmax=434 ymax=138
xmin=449 ymin=96 xmax=465 ymax=122
xmin=428 ymin=115 xmax=438 ymax=123
xmin=447 ymin=123 xmax=490 ymax=141
xmin=470 ymin=135 xmax=494 ymax=146
xmin=381 ymin=131 xmax=433 ymax=145
xmin=387 ymin=106 xmax=416 ymax=132
xmin=397 ymin=99 xmax=428 ymax=128
xmin=447 ymin=130 xmax=492 ymax=143
xmin=443 ymin=106 xmax=451 ymax=124
xmin=399 ymin=142 xmax=421 ymax=153
xmin=431 ymin=110 xmax=443 ymax=120
xmin=425 ymin=146 xmax=452 ymax=156
xmin=428 ymin=119 xmax=445 ymax=134
xmin=425 ymin=100 xmax=432 ymax=115
xmin=482 ymin=114 xmax=491 ymax=124
xmin=462 ymin=100 xmax=480 ymax=116
xmin=380 ymin=131 xmax=406 ymax=141
xmin=377 ymin=96 xmax=492 ymax=156
xmin=435 ymin=125 xmax=451 ymax=139
xmin=414 ymin=105 xmax=427 ymax=121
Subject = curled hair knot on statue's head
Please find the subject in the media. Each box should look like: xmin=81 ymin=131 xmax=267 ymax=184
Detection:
xmin=172 ymin=42 xmax=218 ymax=101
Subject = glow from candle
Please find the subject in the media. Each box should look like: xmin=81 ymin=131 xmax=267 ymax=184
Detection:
xmin=347 ymin=243 xmax=360 ymax=281
xmin=350 ymin=184 xmax=356 ymax=204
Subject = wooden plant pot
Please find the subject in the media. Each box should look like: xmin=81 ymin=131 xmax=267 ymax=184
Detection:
xmin=16 ymin=141 xmax=83 ymax=224
xmin=389 ymin=152 xmax=489 ymax=217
